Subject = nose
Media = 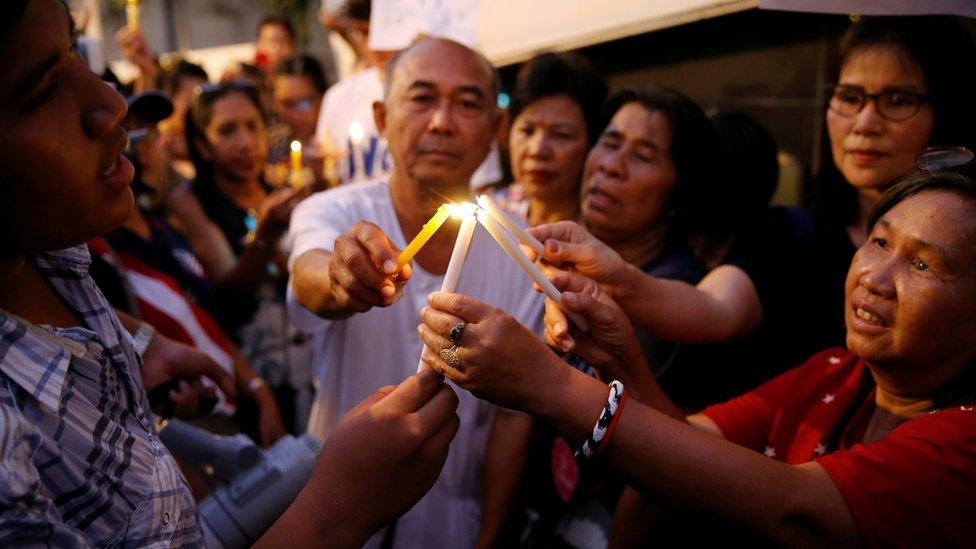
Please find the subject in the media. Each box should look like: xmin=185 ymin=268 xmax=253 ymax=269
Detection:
xmin=860 ymin=254 xmax=896 ymax=299
xmin=850 ymin=98 xmax=884 ymax=136
xmin=427 ymin=98 xmax=455 ymax=135
xmin=596 ymin=147 xmax=626 ymax=181
xmin=81 ymin=74 xmax=127 ymax=140
xmin=525 ymin=130 xmax=552 ymax=158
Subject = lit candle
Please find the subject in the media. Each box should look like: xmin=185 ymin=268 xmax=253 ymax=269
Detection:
xmin=477 ymin=194 xmax=545 ymax=256
xmin=348 ymin=121 xmax=366 ymax=183
xmin=397 ymin=204 xmax=452 ymax=270
xmin=290 ymin=140 xmax=303 ymax=188
xmin=320 ymin=129 xmax=339 ymax=187
xmin=418 ymin=203 xmax=478 ymax=373
xmin=126 ymin=0 xmax=140 ymax=31
xmin=477 ymin=209 xmax=588 ymax=331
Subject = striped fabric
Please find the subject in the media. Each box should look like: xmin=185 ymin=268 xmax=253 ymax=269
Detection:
xmin=0 ymin=246 xmax=202 ymax=547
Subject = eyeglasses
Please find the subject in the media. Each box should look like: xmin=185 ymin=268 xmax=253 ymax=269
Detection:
xmin=827 ymin=84 xmax=931 ymax=122
xmin=915 ymin=146 xmax=975 ymax=172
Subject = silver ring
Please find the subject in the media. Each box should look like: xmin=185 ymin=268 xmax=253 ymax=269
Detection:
xmin=449 ymin=321 xmax=468 ymax=344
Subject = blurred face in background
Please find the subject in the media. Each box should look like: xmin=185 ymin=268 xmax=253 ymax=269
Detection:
xmin=827 ymin=45 xmax=934 ymax=199
xmin=273 ymin=74 xmax=322 ymax=141
xmin=201 ymin=91 xmax=268 ymax=184
xmin=581 ymin=102 xmax=677 ymax=244
xmin=256 ymin=22 xmax=295 ymax=71
xmin=159 ymin=74 xmax=206 ymax=161
xmin=509 ymin=94 xmax=588 ymax=209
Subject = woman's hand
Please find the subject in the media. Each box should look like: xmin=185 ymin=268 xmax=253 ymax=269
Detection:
xmin=254 ymin=185 xmax=311 ymax=244
xmin=547 ymin=271 xmax=651 ymax=387
xmin=418 ymin=292 xmax=568 ymax=413
xmin=528 ymin=221 xmax=631 ymax=294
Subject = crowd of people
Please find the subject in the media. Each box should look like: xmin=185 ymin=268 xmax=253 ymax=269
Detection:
xmin=2 ymin=0 xmax=976 ymax=546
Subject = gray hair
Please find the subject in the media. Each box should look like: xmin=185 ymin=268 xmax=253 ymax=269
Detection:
xmin=382 ymin=38 xmax=500 ymax=102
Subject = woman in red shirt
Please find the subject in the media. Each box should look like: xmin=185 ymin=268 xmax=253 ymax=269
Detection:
xmin=418 ymin=168 xmax=976 ymax=546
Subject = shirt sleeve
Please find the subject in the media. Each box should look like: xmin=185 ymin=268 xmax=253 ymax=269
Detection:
xmin=700 ymin=357 xmax=817 ymax=451
xmin=0 ymin=403 xmax=92 ymax=547
xmin=815 ymin=408 xmax=976 ymax=548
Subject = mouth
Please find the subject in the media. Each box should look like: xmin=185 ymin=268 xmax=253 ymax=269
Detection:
xmin=847 ymin=148 xmax=889 ymax=165
xmin=99 ymin=129 xmax=134 ymax=189
xmin=584 ymin=185 xmax=617 ymax=211
xmin=849 ymin=300 xmax=890 ymax=333
xmin=523 ymin=169 xmax=556 ymax=184
xmin=418 ymin=148 xmax=462 ymax=161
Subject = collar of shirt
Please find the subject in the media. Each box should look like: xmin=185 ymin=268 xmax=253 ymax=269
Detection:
xmin=0 ymin=246 xmax=139 ymax=413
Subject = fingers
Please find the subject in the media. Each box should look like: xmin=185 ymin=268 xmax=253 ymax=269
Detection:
xmin=329 ymin=251 xmax=391 ymax=308
xmin=171 ymin=339 xmax=237 ymax=399
xmin=562 ymin=291 xmax=617 ymax=328
xmin=526 ymin=220 xmax=584 ymax=248
xmin=414 ymin=383 xmax=459 ymax=429
xmin=353 ymin=222 xmax=400 ymax=276
xmin=426 ymin=292 xmax=494 ymax=324
xmin=377 ymin=369 xmax=445 ymax=414
xmin=416 ymin=325 xmax=459 ymax=370
xmin=540 ymin=238 xmax=595 ymax=266
xmin=544 ymin=298 xmax=574 ymax=353
xmin=419 ymin=306 xmax=467 ymax=344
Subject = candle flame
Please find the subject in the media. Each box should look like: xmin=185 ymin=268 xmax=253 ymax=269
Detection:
xmin=348 ymin=121 xmax=365 ymax=144
xmin=290 ymin=140 xmax=301 ymax=153
xmin=476 ymin=195 xmax=489 ymax=208
xmin=446 ymin=202 xmax=478 ymax=219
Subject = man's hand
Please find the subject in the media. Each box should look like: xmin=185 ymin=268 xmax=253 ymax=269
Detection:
xmin=259 ymin=370 xmax=459 ymax=547
xmin=327 ymin=221 xmax=410 ymax=313
xmin=114 ymin=27 xmax=159 ymax=91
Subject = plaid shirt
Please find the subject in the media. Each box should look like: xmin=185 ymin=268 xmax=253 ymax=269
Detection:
xmin=0 ymin=247 xmax=202 ymax=547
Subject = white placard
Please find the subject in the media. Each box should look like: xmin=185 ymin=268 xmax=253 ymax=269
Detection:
xmin=369 ymin=0 xmax=480 ymax=51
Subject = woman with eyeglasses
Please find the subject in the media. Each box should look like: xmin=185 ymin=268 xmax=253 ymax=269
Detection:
xmin=809 ymin=16 xmax=976 ymax=350
xmin=266 ymin=55 xmax=331 ymax=190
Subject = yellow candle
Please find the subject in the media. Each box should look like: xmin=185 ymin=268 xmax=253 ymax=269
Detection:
xmin=290 ymin=140 xmax=302 ymax=173
xmin=397 ymin=204 xmax=451 ymax=269
xmin=126 ymin=0 xmax=140 ymax=31
xmin=320 ymin=130 xmax=339 ymax=187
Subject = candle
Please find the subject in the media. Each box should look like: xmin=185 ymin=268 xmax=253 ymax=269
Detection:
xmin=126 ymin=0 xmax=140 ymax=31
xmin=397 ymin=204 xmax=452 ymax=270
xmin=320 ymin=129 xmax=339 ymax=187
xmin=348 ymin=121 xmax=366 ymax=183
xmin=477 ymin=194 xmax=544 ymax=256
xmin=418 ymin=204 xmax=478 ymax=373
xmin=477 ymin=210 xmax=588 ymax=331
xmin=441 ymin=204 xmax=478 ymax=292
xmin=290 ymin=140 xmax=303 ymax=188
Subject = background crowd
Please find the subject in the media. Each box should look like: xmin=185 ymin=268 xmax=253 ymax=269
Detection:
xmin=2 ymin=0 xmax=976 ymax=547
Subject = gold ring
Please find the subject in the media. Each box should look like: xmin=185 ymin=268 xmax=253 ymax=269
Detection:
xmin=439 ymin=345 xmax=462 ymax=368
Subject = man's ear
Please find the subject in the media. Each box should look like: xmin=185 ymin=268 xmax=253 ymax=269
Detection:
xmin=373 ymin=100 xmax=388 ymax=136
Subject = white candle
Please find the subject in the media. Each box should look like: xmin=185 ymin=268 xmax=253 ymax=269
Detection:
xmin=477 ymin=210 xmax=588 ymax=331
xmin=348 ymin=121 xmax=366 ymax=183
xmin=477 ymin=194 xmax=545 ymax=256
xmin=418 ymin=204 xmax=478 ymax=373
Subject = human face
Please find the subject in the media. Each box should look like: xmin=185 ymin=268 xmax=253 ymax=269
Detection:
xmin=375 ymin=40 xmax=499 ymax=194
xmin=202 ymin=92 xmax=268 ymax=184
xmin=509 ymin=94 xmax=588 ymax=205
xmin=845 ymin=190 xmax=976 ymax=379
xmin=273 ymin=75 xmax=321 ymax=140
xmin=0 ymin=0 xmax=133 ymax=257
xmin=827 ymin=46 xmax=934 ymax=197
xmin=581 ymin=102 xmax=676 ymax=243
xmin=257 ymin=23 xmax=295 ymax=71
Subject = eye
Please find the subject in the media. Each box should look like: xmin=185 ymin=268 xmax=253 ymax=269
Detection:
xmin=912 ymin=258 xmax=929 ymax=271
xmin=871 ymin=237 xmax=889 ymax=250
xmin=834 ymin=88 xmax=862 ymax=105
xmin=24 ymin=82 xmax=56 ymax=111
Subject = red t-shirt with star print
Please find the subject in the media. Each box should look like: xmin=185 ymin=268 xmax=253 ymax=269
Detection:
xmin=702 ymin=347 xmax=976 ymax=547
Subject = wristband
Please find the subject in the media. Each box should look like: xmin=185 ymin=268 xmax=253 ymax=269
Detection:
xmin=132 ymin=321 xmax=155 ymax=356
xmin=573 ymin=380 xmax=625 ymax=461
xmin=596 ymin=390 xmax=628 ymax=456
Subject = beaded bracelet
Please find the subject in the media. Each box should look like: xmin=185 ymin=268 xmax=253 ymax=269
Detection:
xmin=573 ymin=380 xmax=625 ymax=461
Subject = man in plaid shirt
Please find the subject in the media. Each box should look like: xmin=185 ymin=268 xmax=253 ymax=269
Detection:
xmin=0 ymin=1 xmax=460 ymax=546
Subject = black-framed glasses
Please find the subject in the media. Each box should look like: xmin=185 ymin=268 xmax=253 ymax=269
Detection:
xmin=827 ymin=84 xmax=931 ymax=122
xmin=915 ymin=146 xmax=975 ymax=172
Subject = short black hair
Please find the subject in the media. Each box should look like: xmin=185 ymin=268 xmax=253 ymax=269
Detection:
xmin=258 ymin=15 xmax=296 ymax=43
xmin=508 ymin=52 xmax=608 ymax=147
xmin=604 ymin=86 xmax=721 ymax=242
xmin=868 ymin=169 xmax=976 ymax=231
xmin=707 ymin=111 xmax=779 ymax=233
xmin=274 ymin=54 xmax=328 ymax=95
xmin=160 ymin=60 xmax=209 ymax=98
